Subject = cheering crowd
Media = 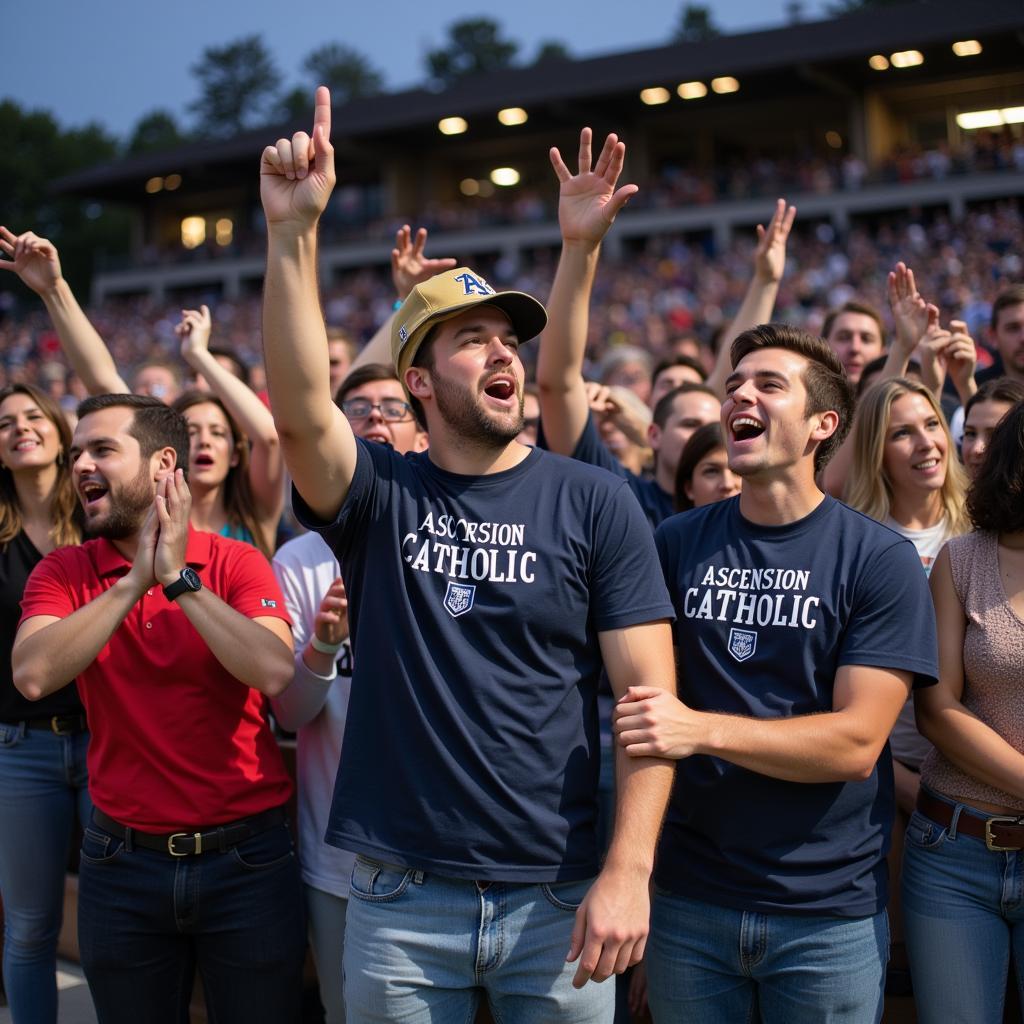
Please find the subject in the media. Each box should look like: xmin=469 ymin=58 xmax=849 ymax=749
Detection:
xmin=0 ymin=85 xmax=1022 ymax=1024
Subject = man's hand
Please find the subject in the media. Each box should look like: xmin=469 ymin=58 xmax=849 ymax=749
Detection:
xmin=176 ymin=305 xmax=213 ymax=364
xmin=753 ymin=199 xmax=796 ymax=285
xmin=260 ymin=86 xmax=335 ymax=229
xmin=123 ymin=503 xmax=160 ymax=597
xmin=153 ymin=471 xmax=192 ymax=587
xmin=888 ymin=262 xmax=930 ymax=354
xmin=0 ymin=227 xmax=63 ymax=295
xmin=944 ymin=319 xmax=978 ymax=399
xmin=614 ymin=686 xmax=706 ymax=759
xmin=391 ymin=225 xmax=457 ymax=301
xmin=566 ymin=867 xmax=649 ymax=988
xmin=550 ymin=128 xmax=638 ymax=247
xmin=314 ymin=577 xmax=349 ymax=645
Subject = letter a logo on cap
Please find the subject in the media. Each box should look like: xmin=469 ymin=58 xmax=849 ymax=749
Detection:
xmin=454 ymin=272 xmax=494 ymax=297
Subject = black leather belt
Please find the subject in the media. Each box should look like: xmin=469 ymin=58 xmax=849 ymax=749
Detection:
xmin=92 ymin=806 xmax=287 ymax=857
xmin=10 ymin=714 xmax=88 ymax=735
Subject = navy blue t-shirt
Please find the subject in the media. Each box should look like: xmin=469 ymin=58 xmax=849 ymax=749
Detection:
xmin=569 ymin=413 xmax=675 ymax=530
xmin=294 ymin=440 xmax=674 ymax=882
xmin=654 ymin=495 xmax=938 ymax=917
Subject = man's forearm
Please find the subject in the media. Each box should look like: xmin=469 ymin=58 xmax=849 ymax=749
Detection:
xmin=174 ymin=588 xmax=293 ymax=695
xmin=606 ymin=748 xmax=674 ymax=874
xmin=14 ymin=577 xmax=141 ymax=700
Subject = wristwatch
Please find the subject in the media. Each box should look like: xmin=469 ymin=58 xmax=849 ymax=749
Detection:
xmin=163 ymin=567 xmax=203 ymax=602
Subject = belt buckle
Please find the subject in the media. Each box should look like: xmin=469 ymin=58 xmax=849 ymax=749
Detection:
xmin=50 ymin=716 xmax=72 ymax=735
xmin=984 ymin=816 xmax=1023 ymax=851
xmin=167 ymin=832 xmax=203 ymax=856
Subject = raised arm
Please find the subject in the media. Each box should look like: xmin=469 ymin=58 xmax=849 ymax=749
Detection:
xmin=915 ymin=546 xmax=1024 ymax=797
xmin=536 ymin=128 xmax=637 ymax=456
xmin=348 ymin=224 xmax=457 ymax=376
xmin=261 ymin=87 xmax=357 ymax=522
xmin=177 ymin=305 xmax=285 ymax=538
xmin=567 ymin=620 xmax=675 ymax=989
xmin=706 ymin=200 xmax=796 ymax=398
xmin=0 ymin=227 xmax=128 ymax=394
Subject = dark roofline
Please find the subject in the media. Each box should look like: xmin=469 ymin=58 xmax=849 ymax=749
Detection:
xmin=55 ymin=0 xmax=1024 ymax=194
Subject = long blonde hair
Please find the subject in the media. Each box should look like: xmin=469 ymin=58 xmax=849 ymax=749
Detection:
xmin=845 ymin=377 xmax=969 ymax=536
xmin=0 ymin=384 xmax=82 ymax=550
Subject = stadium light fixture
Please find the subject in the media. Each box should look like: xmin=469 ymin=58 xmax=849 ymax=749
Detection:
xmin=180 ymin=217 xmax=205 ymax=249
xmin=956 ymin=109 xmax=1004 ymax=130
xmin=460 ymin=178 xmax=480 ymax=196
xmin=145 ymin=177 xmax=164 ymax=194
xmin=952 ymin=40 xmax=982 ymax=57
xmin=490 ymin=167 xmax=521 ymax=187
xmin=890 ymin=50 xmax=924 ymax=68
xmin=164 ymin=174 xmax=182 ymax=191
xmin=1003 ymin=107 xmax=1024 ymax=124
xmin=640 ymin=87 xmax=671 ymax=105
xmin=711 ymin=77 xmax=740 ymax=94
xmin=868 ymin=55 xmax=889 ymax=70
xmin=438 ymin=117 xmax=468 ymax=135
xmin=498 ymin=107 xmax=528 ymax=126
xmin=677 ymin=81 xmax=708 ymax=100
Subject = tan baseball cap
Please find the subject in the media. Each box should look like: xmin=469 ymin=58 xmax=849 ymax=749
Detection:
xmin=391 ymin=267 xmax=548 ymax=381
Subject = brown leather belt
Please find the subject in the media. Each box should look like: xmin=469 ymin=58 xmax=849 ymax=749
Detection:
xmin=918 ymin=789 xmax=1024 ymax=852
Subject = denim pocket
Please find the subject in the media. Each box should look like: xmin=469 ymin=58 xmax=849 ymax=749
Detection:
xmin=349 ymin=856 xmax=414 ymax=902
xmin=230 ymin=825 xmax=296 ymax=871
xmin=540 ymin=877 xmax=594 ymax=912
xmin=905 ymin=809 xmax=949 ymax=851
xmin=80 ymin=826 xmax=126 ymax=865
xmin=0 ymin=722 xmax=25 ymax=748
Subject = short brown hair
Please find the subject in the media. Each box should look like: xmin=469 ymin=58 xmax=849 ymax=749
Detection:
xmin=822 ymin=301 xmax=885 ymax=347
xmin=990 ymin=285 xmax=1024 ymax=332
xmin=730 ymin=323 xmax=854 ymax=474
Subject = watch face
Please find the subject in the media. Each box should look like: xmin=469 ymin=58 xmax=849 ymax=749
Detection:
xmin=182 ymin=567 xmax=202 ymax=591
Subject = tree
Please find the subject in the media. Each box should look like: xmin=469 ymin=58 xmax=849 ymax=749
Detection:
xmin=128 ymin=110 xmax=186 ymax=154
xmin=303 ymin=43 xmax=384 ymax=103
xmin=533 ymin=40 xmax=571 ymax=64
xmin=426 ymin=19 xmax=519 ymax=88
xmin=827 ymin=0 xmax=919 ymax=13
xmin=672 ymin=4 xmax=720 ymax=42
xmin=189 ymin=34 xmax=280 ymax=135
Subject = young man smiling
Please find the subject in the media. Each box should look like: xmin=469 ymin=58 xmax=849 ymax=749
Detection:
xmin=260 ymin=88 xmax=676 ymax=1023
xmin=616 ymin=324 xmax=939 ymax=1023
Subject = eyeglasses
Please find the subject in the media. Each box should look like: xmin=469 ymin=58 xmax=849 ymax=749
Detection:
xmin=340 ymin=398 xmax=414 ymax=423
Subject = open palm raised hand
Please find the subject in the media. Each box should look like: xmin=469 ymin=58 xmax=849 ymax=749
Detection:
xmin=549 ymin=128 xmax=638 ymax=246
xmin=0 ymin=227 xmax=63 ymax=294
xmin=260 ymin=86 xmax=336 ymax=228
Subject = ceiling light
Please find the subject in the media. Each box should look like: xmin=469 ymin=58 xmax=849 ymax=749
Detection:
xmin=1002 ymin=106 xmax=1024 ymax=124
xmin=677 ymin=81 xmax=707 ymax=100
xmin=490 ymin=167 xmax=520 ymax=187
xmin=890 ymin=50 xmax=924 ymax=68
xmin=952 ymin=40 xmax=982 ymax=57
xmin=498 ymin=107 xmax=528 ymax=126
xmin=868 ymin=54 xmax=889 ymax=70
xmin=164 ymin=173 xmax=182 ymax=191
xmin=180 ymin=216 xmax=205 ymax=249
xmin=145 ymin=177 xmax=164 ymax=194
xmin=956 ymin=109 xmax=1003 ymax=130
xmin=711 ymin=77 xmax=740 ymax=94
xmin=640 ymin=87 xmax=671 ymax=105
xmin=825 ymin=131 xmax=843 ymax=149
xmin=459 ymin=178 xmax=479 ymax=196
xmin=438 ymin=117 xmax=468 ymax=135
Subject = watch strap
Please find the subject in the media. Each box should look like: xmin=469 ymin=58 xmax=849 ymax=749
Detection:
xmin=163 ymin=568 xmax=201 ymax=602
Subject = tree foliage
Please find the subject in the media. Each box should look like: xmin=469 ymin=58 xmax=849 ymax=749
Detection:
xmin=827 ymin=0 xmax=919 ymax=13
xmin=128 ymin=110 xmax=186 ymax=155
xmin=673 ymin=4 xmax=720 ymax=42
xmin=303 ymin=43 xmax=384 ymax=102
xmin=534 ymin=40 xmax=572 ymax=64
xmin=426 ymin=19 xmax=519 ymax=87
xmin=189 ymin=34 xmax=280 ymax=135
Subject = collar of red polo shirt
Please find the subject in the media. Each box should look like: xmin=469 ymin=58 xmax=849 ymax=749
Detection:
xmin=92 ymin=525 xmax=213 ymax=578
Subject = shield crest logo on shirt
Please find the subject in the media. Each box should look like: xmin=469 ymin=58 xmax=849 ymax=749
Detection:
xmin=443 ymin=581 xmax=476 ymax=618
xmin=727 ymin=627 xmax=757 ymax=662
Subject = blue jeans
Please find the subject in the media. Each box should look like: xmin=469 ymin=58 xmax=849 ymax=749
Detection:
xmin=0 ymin=721 xmax=91 ymax=1024
xmin=902 ymin=793 xmax=1024 ymax=1022
xmin=77 ymin=813 xmax=306 ymax=1024
xmin=646 ymin=891 xmax=888 ymax=1023
xmin=342 ymin=858 xmax=615 ymax=1023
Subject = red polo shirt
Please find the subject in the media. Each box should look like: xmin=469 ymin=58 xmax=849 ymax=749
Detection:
xmin=20 ymin=528 xmax=294 ymax=831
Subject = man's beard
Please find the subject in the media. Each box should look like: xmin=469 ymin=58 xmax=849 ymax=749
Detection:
xmin=84 ymin=465 xmax=154 ymax=540
xmin=432 ymin=371 xmax=523 ymax=448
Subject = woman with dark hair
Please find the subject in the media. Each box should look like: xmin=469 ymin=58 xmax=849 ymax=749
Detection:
xmin=174 ymin=306 xmax=284 ymax=558
xmin=673 ymin=423 xmax=741 ymax=512
xmin=961 ymin=378 xmax=1024 ymax=480
xmin=0 ymin=383 xmax=86 ymax=1023
xmin=903 ymin=401 xmax=1024 ymax=1022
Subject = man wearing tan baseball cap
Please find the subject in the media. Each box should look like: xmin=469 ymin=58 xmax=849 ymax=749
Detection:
xmin=260 ymin=88 xmax=675 ymax=1024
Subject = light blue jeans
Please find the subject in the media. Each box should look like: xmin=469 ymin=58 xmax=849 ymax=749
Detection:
xmin=342 ymin=857 xmax=614 ymax=1023
xmin=0 ymin=721 xmax=91 ymax=1024
xmin=646 ymin=890 xmax=888 ymax=1023
xmin=902 ymin=792 xmax=1024 ymax=1022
